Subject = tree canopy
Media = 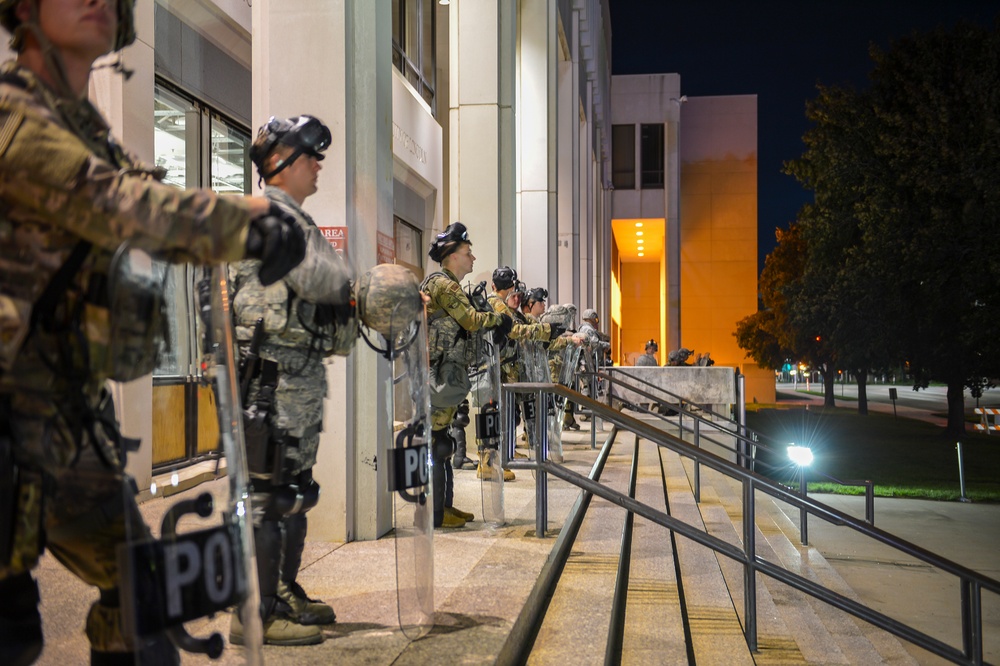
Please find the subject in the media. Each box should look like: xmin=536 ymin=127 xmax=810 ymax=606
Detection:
xmin=739 ymin=20 xmax=1000 ymax=434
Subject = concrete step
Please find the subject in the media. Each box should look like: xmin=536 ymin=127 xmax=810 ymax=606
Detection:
xmin=686 ymin=462 xmax=918 ymax=665
xmin=621 ymin=437 xmax=688 ymax=664
xmin=660 ymin=444 xmax=757 ymax=665
xmin=526 ymin=440 xmax=634 ymax=665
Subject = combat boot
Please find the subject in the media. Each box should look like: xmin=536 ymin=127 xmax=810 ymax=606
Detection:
xmin=438 ymin=510 xmax=466 ymax=528
xmin=562 ymin=412 xmax=580 ymax=430
xmin=446 ymin=505 xmax=475 ymax=522
xmin=229 ymin=610 xmax=323 ymax=646
xmin=278 ymin=580 xmax=337 ymax=625
xmin=476 ymin=452 xmax=515 ymax=481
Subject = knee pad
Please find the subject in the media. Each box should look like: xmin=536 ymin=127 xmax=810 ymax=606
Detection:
xmin=271 ymin=478 xmax=320 ymax=517
xmin=432 ymin=430 xmax=455 ymax=460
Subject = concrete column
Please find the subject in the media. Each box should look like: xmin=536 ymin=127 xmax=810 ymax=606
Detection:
xmin=666 ymin=107 xmax=682 ymax=351
xmin=556 ymin=8 xmax=581 ymax=308
xmin=450 ymin=0 xmax=516 ymax=283
xmin=515 ymin=0 xmax=555 ymax=290
xmin=253 ymin=0 xmax=393 ymax=541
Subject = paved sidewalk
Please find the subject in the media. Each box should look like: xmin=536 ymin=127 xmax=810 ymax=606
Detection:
xmin=794 ymin=494 xmax=1000 ymax=665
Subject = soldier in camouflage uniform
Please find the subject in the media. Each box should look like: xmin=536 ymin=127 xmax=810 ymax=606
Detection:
xmin=0 ymin=2 xmax=305 ymax=663
xmin=228 ymin=115 xmax=357 ymax=646
xmin=422 ymin=222 xmax=511 ymax=528
xmin=636 ymin=340 xmax=659 ymax=366
xmin=485 ymin=268 xmax=565 ymax=479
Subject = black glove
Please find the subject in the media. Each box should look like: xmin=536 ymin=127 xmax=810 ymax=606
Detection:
xmin=548 ymin=322 xmax=566 ymax=339
xmin=491 ymin=313 xmax=514 ymax=340
xmin=245 ymin=203 xmax=306 ymax=286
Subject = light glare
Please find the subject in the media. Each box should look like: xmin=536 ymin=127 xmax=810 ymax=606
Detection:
xmin=787 ymin=445 xmax=813 ymax=467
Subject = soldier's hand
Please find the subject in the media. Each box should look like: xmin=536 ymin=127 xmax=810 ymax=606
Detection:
xmin=548 ymin=322 xmax=566 ymax=339
xmin=245 ymin=204 xmax=306 ymax=286
xmin=493 ymin=313 xmax=514 ymax=339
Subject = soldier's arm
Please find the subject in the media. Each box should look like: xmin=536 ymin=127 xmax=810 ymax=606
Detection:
xmin=436 ymin=279 xmax=501 ymax=332
xmin=509 ymin=321 xmax=550 ymax=341
xmin=281 ymin=224 xmax=352 ymax=304
xmin=0 ymin=102 xmax=251 ymax=263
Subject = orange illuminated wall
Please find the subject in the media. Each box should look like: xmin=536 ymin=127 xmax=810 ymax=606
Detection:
xmin=620 ymin=262 xmax=662 ymax=366
xmin=679 ymin=96 xmax=758 ymax=368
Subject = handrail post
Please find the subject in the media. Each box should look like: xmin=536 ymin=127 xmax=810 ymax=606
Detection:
xmin=738 ymin=373 xmax=748 ymax=469
xmin=865 ymin=480 xmax=874 ymax=525
xmin=799 ymin=466 xmax=809 ymax=545
xmin=536 ymin=387 xmax=548 ymax=537
xmin=743 ymin=478 xmax=758 ymax=652
xmin=693 ymin=418 xmax=701 ymax=503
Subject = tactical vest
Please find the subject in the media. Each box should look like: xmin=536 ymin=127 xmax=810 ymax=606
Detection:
xmin=0 ymin=65 xmax=164 ymax=387
xmin=422 ymin=272 xmax=481 ymax=368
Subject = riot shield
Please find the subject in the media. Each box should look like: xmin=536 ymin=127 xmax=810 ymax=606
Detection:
xmin=518 ymin=339 xmax=550 ymax=457
xmin=470 ymin=330 xmax=505 ymax=527
xmin=383 ymin=306 xmax=434 ymax=640
xmin=547 ymin=343 xmax=582 ymax=463
xmin=115 ymin=262 xmax=262 ymax=661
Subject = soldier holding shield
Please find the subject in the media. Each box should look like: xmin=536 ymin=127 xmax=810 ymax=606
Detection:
xmin=0 ymin=1 xmax=305 ymax=662
xmin=422 ymin=223 xmax=511 ymax=528
xmin=228 ymin=114 xmax=357 ymax=646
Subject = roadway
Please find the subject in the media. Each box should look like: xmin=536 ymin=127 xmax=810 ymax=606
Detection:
xmin=776 ymin=381 xmax=1000 ymax=418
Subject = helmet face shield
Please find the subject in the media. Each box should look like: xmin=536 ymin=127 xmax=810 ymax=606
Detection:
xmin=283 ymin=115 xmax=331 ymax=159
xmin=428 ymin=222 xmax=470 ymax=262
xmin=491 ymin=266 xmax=517 ymax=291
xmin=250 ymin=115 xmax=331 ymax=179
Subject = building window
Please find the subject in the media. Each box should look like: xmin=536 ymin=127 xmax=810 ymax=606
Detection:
xmin=640 ymin=123 xmax=665 ymax=189
xmin=612 ymin=124 xmax=635 ymax=190
xmin=394 ymin=216 xmax=424 ymax=280
xmin=151 ymin=81 xmax=252 ymax=468
xmin=392 ymin=0 xmax=437 ymax=111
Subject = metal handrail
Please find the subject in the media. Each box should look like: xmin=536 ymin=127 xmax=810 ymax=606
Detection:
xmin=594 ymin=369 xmax=877 ymax=523
xmin=503 ymin=381 xmax=999 ymax=666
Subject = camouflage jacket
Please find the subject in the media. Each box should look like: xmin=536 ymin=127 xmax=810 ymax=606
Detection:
xmin=229 ymin=186 xmax=352 ymax=437
xmin=423 ymin=268 xmax=502 ymax=368
xmin=488 ymin=293 xmax=549 ymax=382
xmin=0 ymin=62 xmax=254 ymax=467
xmin=635 ymin=353 xmax=659 ymax=367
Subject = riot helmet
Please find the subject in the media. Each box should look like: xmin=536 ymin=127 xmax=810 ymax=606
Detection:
xmin=526 ymin=287 xmax=548 ymax=306
xmin=250 ymin=115 xmax=331 ymax=182
xmin=492 ymin=266 xmax=517 ymax=291
xmin=645 ymin=339 xmax=658 ymax=353
xmin=428 ymin=222 xmax=470 ymax=263
xmin=1 ymin=0 xmax=137 ymax=52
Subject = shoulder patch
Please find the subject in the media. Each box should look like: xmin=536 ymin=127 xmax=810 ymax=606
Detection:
xmin=0 ymin=108 xmax=25 ymax=158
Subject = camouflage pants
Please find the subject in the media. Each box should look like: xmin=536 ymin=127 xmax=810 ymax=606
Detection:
xmin=2 ymin=402 xmax=151 ymax=652
xmin=431 ymin=405 xmax=458 ymax=432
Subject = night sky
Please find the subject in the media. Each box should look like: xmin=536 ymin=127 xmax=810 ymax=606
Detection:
xmin=608 ymin=0 xmax=998 ymax=275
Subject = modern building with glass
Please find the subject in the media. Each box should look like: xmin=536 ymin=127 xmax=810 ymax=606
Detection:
xmin=8 ymin=0 xmax=761 ymax=545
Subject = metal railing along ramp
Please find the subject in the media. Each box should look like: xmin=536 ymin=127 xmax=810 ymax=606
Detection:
xmin=500 ymin=382 xmax=1000 ymax=666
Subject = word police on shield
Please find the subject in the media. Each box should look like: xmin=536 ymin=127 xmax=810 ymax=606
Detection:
xmin=475 ymin=408 xmax=502 ymax=440
xmin=120 ymin=524 xmax=244 ymax=637
xmin=523 ymin=398 xmax=537 ymax=421
xmin=388 ymin=443 xmax=430 ymax=491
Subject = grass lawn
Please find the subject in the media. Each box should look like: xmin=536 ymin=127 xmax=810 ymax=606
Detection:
xmin=745 ymin=406 xmax=1000 ymax=502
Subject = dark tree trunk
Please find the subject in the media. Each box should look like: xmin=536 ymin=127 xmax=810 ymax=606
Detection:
xmin=856 ymin=370 xmax=868 ymax=415
xmin=823 ymin=368 xmax=836 ymax=407
xmin=946 ymin=380 xmax=967 ymax=437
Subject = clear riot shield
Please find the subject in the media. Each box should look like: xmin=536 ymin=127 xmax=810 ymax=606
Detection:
xmin=470 ymin=331 xmax=504 ymax=526
xmin=383 ymin=307 xmax=434 ymax=640
xmin=117 ymin=263 xmax=262 ymax=661
xmin=518 ymin=339 xmax=550 ymax=456
xmin=547 ymin=343 xmax=582 ymax=463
